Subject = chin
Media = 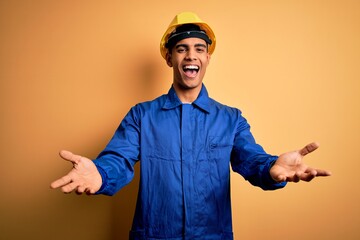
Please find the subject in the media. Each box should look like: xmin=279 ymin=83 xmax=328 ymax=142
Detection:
xmin=182 ymin=79 xmax=201 ymax=88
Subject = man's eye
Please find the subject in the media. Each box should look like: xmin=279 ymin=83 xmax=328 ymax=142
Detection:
xmin=177 ymin=48 xmax=185 ymax=53
xmin=197 ymin=48 xmax=205 ymax=52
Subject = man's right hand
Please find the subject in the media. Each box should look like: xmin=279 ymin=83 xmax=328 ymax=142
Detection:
xmin=50 ymin=150 xmax=102 ymax=194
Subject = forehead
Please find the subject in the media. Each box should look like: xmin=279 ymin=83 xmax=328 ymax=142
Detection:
xmin=174 ymin=37 xmax=207 ymax=47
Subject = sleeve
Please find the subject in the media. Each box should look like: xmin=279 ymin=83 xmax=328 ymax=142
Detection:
xmin=93 ymin=105 xmax=141 ymax=196
xmin=230 ymin=111 xmax=286 ymax=190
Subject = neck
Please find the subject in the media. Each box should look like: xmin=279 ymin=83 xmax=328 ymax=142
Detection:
xmin=173 ymin=84 xmax=202 ymax=103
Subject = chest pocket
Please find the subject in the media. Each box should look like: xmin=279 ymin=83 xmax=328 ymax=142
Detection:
xmin=207 ymin=136 xmax=233 ymax=162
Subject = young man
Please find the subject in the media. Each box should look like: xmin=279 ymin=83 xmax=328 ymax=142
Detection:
xmin=51 ymin=12 xmax=331 ymax=240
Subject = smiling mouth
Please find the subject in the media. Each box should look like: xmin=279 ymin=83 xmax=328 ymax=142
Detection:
xmin=183 ymin=65 xmax=199 ymax=78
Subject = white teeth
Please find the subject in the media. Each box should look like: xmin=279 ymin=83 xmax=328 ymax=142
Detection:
xmin=183 ymin=65 xmax=199 ymax=70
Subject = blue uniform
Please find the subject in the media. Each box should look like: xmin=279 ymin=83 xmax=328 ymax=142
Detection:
xmin=94 ymin=85 xmax=286 ymax=239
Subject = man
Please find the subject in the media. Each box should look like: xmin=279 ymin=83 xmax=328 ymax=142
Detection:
xmin=51 ymin=12 xmax=331 ymax=240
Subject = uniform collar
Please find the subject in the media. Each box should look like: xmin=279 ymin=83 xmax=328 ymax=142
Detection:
xmin=193 ymin=85 xmax=211 ymax=113
xmin=162 ymin=84 xmax=211 ymax=113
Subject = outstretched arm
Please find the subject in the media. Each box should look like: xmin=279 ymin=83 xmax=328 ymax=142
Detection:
xmin=270 ymin=142 xmax=332 ymax=183
xmin=50 ymin=150 xmax=102 ymax=194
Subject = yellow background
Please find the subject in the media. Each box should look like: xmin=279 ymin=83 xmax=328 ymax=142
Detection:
xmin=1 ymin=0 xmax=359 ymax=239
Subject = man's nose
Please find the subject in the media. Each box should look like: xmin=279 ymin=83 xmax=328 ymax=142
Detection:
xmin=185 ymin=48 xmax=197 ymax=60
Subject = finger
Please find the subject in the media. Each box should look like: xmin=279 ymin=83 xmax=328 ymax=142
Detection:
xmin=292 ymin=172 xmax=301 ymax=183
xmin=50 ymin=175 xmax=72 ymax=189
xmin=59 ymin=150 xmax=82 ymax=165
xmin=314 ymin=169 xmax=332 ymax=177
xmin=299 ymin=142 xmax=320 ymax=156
xmin=301 ymin=168 xmax=331 ymax=181
xmin=76 ymin=185 xmax=87 ymax=195
xmin=300 ymin=170 xmax=317 ymax=182
xmin=273 ymin=174 xmax=286 ymax=182
xmin=87 ymin=189 xmax=96 ymax=195
xmin=301 ymin=173 xmax=316 ymax=182
xmin=61 ymin=181 xmax=79 ymax=193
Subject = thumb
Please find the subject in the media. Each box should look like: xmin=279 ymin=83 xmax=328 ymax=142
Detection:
xmin=59 ymin=150 xmax=82 ymax=164
xmin=298 ymin=142 xmax=319 ymax=157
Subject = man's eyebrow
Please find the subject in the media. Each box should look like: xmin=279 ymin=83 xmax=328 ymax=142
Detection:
xmin=175 ymin=44 xmax=189 ymax=49
xmin=175 ymin=43 xmax=207 ymax=49
xmin=194 ymin=43 xmax=207 ymax=48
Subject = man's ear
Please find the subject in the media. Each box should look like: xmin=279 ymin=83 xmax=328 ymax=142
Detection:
xmin=204 ymin=52 xmax=211 ymax=68
xmin=166 ymin=52 xmax=173 ymax=67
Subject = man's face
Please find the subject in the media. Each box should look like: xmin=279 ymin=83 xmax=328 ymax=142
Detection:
xmin=166 ymin=37 xmax=210 ymax=91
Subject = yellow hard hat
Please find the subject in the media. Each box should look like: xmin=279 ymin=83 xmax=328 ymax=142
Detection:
xmin=160 ymin=12 xmax=216 ymax=59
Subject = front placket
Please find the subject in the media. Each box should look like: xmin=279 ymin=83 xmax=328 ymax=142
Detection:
xmin=180 ymin=103 xmax=194 ymax=239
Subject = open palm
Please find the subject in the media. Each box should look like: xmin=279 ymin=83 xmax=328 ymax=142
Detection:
xmin=270 ymin=142 xmax=331 ymax=183
xmin=50 ymin=150 xmax=102 ymax=194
